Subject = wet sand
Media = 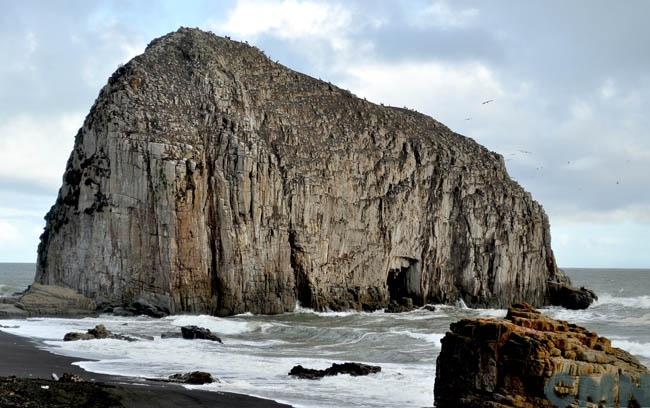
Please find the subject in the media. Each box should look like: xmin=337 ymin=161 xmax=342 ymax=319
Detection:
xmin=0 ymin=330 xmax=291 ymax=407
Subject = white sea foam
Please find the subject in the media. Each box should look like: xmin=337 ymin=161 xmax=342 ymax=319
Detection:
xmin=391 ymin=330 xmax=444 ymax=346
xmin=596 ymin=293 xmax=650 ymax=309
xmin=168 ymin=314 xmax=257 ymax=335
xmin=611 ymin=339 xmax=650 ymax=359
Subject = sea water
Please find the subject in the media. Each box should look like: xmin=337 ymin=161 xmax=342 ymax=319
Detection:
xmin=0 ymin=265 xmax=648 ymax=407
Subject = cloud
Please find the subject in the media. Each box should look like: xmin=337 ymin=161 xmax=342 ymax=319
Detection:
xmin=0 ymin=220 xmax=19 ymax=244
xmin=417 ymin=1 xmax=479 ymax=29
xmin=339 ymin=60 xmax=505 ymax=119
xmin=220 ymin=0 xmax=350 ymax=41
xmin=0 ymin=113 xmax=84 ymax=194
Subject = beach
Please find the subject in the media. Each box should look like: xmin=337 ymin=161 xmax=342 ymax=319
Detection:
xmin=0 ymin=330 xmax=290 ymax=407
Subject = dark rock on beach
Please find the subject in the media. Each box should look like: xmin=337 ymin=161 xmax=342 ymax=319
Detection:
xmin=168 ymin=372 xmax=215 ymax=385
xmin=181 ymin=326 xmax=222 ymax=343
xmin=289 ymin=362 xmax=381 ymax=380
xmin=63 ymin=325 xmax=138 ymax=342
xmin=434 ymin=303 xmax=649 ymax=407
xmin=35 ymin=27 xmax=576 ymax=316
xmin=547 ymin=281 xmax=598 ymax=309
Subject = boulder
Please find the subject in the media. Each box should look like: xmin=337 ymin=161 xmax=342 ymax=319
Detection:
xmin=168 ymin=372 xmax=215 ymax=385
xmin=385 ymin=297 xmax=415 ymax=313
xmin=180 ymin=326 xmax=222 ymax=343
xmin=547 ymin=282 xmax=598 ymax=310
xmin=434 ymin=303 xmax=649 ymax=407
xmin=63 ymin=332 xmax=96 ymax=341
xmin=14 ymin=283 xmax=96 ymax=316
xmin=289 ymin=362 xmax=381 ymax=380
xmin=421 ymin=304 xmax=437 ymax=312
xmin=63 ymin=324 xmax=138 ymax=342
xmin=160 ymin=331 xmax=183 ymax=339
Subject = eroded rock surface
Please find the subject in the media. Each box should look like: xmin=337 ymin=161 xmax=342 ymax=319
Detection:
xmin=289 ymin=362 xmax=381 ymax=380
xmin=434 ymin=303 xmax=649 ymax=407
xmin=548 ymin=282 xmax=598 ymax=310
xmin=36 ymin=27 xmax=571 ymax=316
xmin=167 ymin=371 xmax=215 ymax=385
xmin=63 ymin=324 xmax=138 ymax=342
xmin=180 ymin=325 xmax=222 ymax=343
xmin=14 ymin=284 xmax=96 ymax=316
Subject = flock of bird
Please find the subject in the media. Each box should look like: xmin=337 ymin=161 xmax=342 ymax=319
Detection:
xmin=463 ymin=98 xmax=622 ymax=186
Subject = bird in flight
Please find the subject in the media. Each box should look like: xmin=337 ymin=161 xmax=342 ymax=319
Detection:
xmin=482 ymin=99 xmax=495 ymax=105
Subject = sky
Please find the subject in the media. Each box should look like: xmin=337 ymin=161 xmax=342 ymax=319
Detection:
xmin=0 ymin=0 xmax=648 ymax=268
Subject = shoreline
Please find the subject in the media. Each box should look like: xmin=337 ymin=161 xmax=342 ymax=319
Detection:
xmin=0 ymin=330 xmax=291 ymax=407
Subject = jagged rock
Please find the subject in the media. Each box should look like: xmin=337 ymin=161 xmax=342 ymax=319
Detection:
xmin=547 ymin=282 xmax=598 ymax=310
xmin=180 ymin=326 xmax=222 ymax=343
xmin=35 ymin=27 xmax=574 ymax=316
xmin=168 ymin=372 xmax=215 ymax=385
xmin=289 ymin=362 xmax=381 ymax=380
xmin=63 ymin=332 xmax=96 ymax=341
xmin=63 ymin=324 xmax=138 ymax=342
xmin=434 ymin=303 xmax=649 ymax=408
xmin=14 ymin=284 xmax=95 ymax=316
xmin=384 ymin=297 xmax=415 ymax=313
xmin=87 ymin=324 xmax=111 ymax=338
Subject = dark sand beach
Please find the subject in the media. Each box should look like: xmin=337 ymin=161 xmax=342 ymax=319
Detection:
xmin=0 ymin=330 xmax=291 ymax=407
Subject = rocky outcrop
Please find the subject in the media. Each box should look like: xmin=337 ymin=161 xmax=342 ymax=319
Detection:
xmin=289 ymin=362 xmax=381 ymax=380
xmin=63 ymin=324 xmax=138 ymax=342
xmin=180 ymin=325 xmax=222 ymax=342
xmin=97 ymin=294 xmax=171 ymax=318
xmin=14 ymin=284 xmax=96 ymax=316
xmin=434 ymin=303 xmax=649 ymax=407
xmin=167 ymin=372 xmax=215 ymax=385
xmin=36 ymin=27 xmax=571 ymax=316
xmin=548 ymin=282 xmax=597 ymax=310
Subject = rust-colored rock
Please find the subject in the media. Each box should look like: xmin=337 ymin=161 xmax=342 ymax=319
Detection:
xmin=434 ymin=303 xmax=649 ymax=407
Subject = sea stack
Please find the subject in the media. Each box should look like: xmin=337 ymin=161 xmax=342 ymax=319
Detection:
xmin=36 ymin=28 xmax=572 ymax=316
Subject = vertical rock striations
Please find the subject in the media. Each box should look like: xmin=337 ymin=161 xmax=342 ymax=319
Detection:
xmin=36 ymin=28 xmax=568 ymax=316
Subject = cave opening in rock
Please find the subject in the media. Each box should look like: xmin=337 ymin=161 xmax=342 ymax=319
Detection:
xmin=386 ymin=257 xmax=421 ymax=305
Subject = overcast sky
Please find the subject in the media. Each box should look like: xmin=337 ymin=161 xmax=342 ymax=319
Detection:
xmin=1 ymin=0 xmax=648 ymax=268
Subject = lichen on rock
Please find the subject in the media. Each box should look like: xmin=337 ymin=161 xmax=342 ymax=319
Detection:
xmin=36 ymin=27 xmax=571 ymax=316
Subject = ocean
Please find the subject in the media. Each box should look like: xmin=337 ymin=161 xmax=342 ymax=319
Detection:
xmin=1 ymin=265 xmax=648 ymax=407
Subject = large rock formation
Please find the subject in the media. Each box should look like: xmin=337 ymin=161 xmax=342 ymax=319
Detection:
xmin=36 ymin=28 xmax=569 ymax=316
xmin=434 ymin=304 xmax=649 ymax=407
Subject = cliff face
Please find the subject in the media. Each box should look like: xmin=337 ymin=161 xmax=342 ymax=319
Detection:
xmin=36 ymin=28 xmax=566 ymax=316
